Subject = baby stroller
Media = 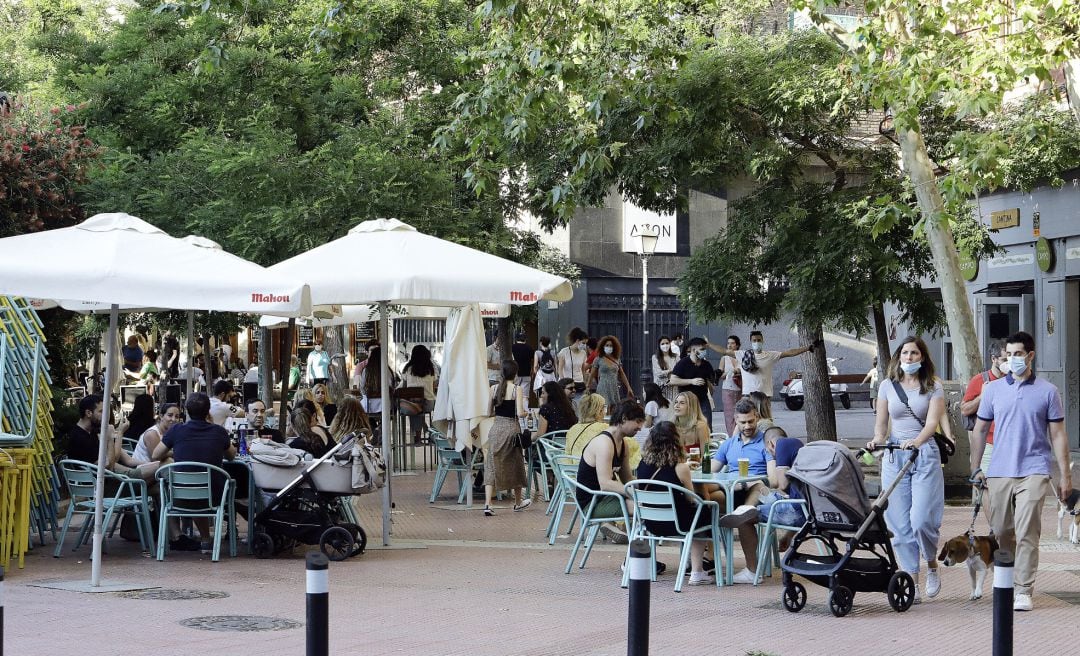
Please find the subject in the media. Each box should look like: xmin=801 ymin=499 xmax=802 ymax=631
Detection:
xmin=249 ymin=432 xmax=381 ymax=561
xmin=780 ymin=441 xmax=919 ymax=617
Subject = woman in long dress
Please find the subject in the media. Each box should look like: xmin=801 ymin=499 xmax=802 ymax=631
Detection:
xmin=484 ymin=360 xmax=531 ymax=516
xmin=588 ymin=335 xmax=636 ymax=412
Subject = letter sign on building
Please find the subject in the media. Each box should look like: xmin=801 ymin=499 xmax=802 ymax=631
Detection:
xmin=1035 ymin=237 xmax=1054 ymax=273
xmin=621 ymin=201 xmax=677 ymax=254
xmin=989 ymin=208 xmax=1020 ymax=230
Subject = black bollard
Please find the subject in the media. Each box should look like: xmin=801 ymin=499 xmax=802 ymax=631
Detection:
xmin=627 ymin=539 xmax=650 ymax=656
xmin=992 ymin=549 xmax=1014 ymax=656
xmin=306 ymin=552 xmax=329 ymax=656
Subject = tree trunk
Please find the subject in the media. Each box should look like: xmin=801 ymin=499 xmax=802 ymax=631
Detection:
xmin=278 ymin=320 xmax=293 ymax=421
xmin=323 ymin=325 xmax=348 ymax=403
xmin=1065 ymin=60 xmax=1080 ymax=124
xmin=258 ymin=326 xmax=272 ymax=407
xmin=896 ymin=124 xmax=982 ymax=382
xmin=798 ymin=321 xmax=837 ymax=442
xmin=496 ymin=318 xmax=512 ymax=370
xmin=871 ymin=301 xmax=892 ymax=380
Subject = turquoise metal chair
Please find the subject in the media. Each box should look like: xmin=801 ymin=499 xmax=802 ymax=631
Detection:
xmin=155 ymin=462 xmax=236 ymax=562
xmin=546 ymin=453 xmax=580 ymax=544
xmin=560 ymin=471 xmax=631 ymax=574
xmin=429 ymin=432 xmax=482 ymax=504
xmin=54 ymin=459 xmax=155 ymax=557
xmin=526 ymin=430 xmax=567 ymax=502
xmin=753 ymin=497 xmax=811 ymax=585
xmin=540 ymin=439 xmax=567 ymax=516
xmin=621 ymin=479 xmax=725 ymax=592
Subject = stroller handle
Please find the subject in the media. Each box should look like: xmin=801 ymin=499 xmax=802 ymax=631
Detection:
xmin=857 ymin=443 xmax=919 ymax=464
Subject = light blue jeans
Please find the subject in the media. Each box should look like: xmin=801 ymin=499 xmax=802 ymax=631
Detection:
xmin=880 ymin=441 xmax=945 ymax=574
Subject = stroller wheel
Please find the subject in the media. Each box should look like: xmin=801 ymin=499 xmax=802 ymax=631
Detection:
xmin=252 ymin=532 xmax=274 ymax=559
xmin=781 ymin=581 xmax=807 ymax=613
xmin=339 ymin=522 xmax=367 ymax=556
xmin=888 ymin=570 xmax=916 ymax=612
xmin=828 ymin=585 xmax=854 ymax=617
xmin=319 ymin=526 xmax=355 ymax=562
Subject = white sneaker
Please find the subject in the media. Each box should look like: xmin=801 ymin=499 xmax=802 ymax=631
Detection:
xmin=687 ymin=571 xmax=714 ymax=586
xmin=925 ymin=568 xmax=941 ymax=598
xmin=1013 ymin=593 xmax=1033 ymax=611
xmin=731 ymin=567 xmax=756 ymax=585
xmin=719 ymin=505 xmax=760 ymax=528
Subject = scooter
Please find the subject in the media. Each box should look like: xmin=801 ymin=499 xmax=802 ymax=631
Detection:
xmin=780 ymin=357 xmax=849 ymax=411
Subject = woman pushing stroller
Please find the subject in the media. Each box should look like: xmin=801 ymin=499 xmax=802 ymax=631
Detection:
xmin=865 ymin=336 xmax=947 ymax=604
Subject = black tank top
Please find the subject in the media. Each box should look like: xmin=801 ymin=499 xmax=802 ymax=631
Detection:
xmin=575 ymin=431 xmax=622 ymax=508
xmin=493 ymin=386 xmax=517 ymax=418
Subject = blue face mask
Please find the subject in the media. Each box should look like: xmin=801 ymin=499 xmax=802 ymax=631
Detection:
xmin=899 ymin=361 xmax=921 ymax=375
xmin=1007 ymin=355 xmax=1028 ymax=376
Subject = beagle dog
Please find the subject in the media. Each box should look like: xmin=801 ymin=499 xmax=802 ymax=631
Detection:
xmin=937 ymin=532 xmax=998 ymax=600
xmin=1057 ymin=489 xmax=1080 ymax=545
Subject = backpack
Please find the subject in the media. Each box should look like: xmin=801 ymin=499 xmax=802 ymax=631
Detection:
xmin=741 ymin=349 xmax=759 ymax=373
xmin=962 ymin=371 xmax=991 ymax=431
xmin=347 ymin=435 xmax=386 ymax=494
xmin=538 ymin=348 xmax=555 ymax=374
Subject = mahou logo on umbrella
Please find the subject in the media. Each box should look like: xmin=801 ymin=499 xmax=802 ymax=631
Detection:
xmin=251 ymin=292 xmax=291 ymax=303
xmin=509 ymin=291 xmax=538 ymax=302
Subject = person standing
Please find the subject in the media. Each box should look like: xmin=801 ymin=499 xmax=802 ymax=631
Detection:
xmin=961 ymin=341 xmax=1007 ymax=474
xmin=708 ymin=331 xmax=814 ymax=420
xmin=670 ymin=333 xmax=684 ymax=360
xmin=651 ymin=336 xmax=677 ymax=401
xmin=483 ymin=360 xmax=531 ymax=516
xmin=162 ymin=331 xmax=181 ymax=379
xmin=862 ymin=357 xmax=881 ymax=410
xmin=866 ymin=335 xmax=946 ymax=605
xmin=669 ymin=338 xmax=715 ymax=431
xmin=556 ymin=327 xmax=588 ymax=397
xmin=716 ymin=335 xmax=743 ymax=437
xmin=970 ymin=331 xmax=1072 ymax=612
xmin=306 ymin=343 xmax=331 ymax=386
xmin=511 ymin=331 xmax=534 ymax=402
xmin=532 ymin=336 xmax=558 ymax=392
xmin=588 ymin=335 xmax=636 ymax=412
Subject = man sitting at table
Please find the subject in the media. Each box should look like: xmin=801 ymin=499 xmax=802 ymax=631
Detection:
xmin=67 ymin=394 xmax=159 ymax=482
xmin=209 ymin=380 xmax=246 ymax=426
xmin=758 ymin=426 xmax=807 ymax=551
xmin=709 ymin=397 xmax=771 ymax=584
xmin=153 ymin=393 xmax=236 ymax=554
xmin=247 ymin=399 xmax=284 ymax=443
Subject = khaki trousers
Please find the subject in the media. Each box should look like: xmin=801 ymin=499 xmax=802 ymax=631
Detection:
xmin=987 ymin=475 xmax=1052 ymax=595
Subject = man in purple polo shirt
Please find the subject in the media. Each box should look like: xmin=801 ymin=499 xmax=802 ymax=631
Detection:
xmin=971 ymin=331 xmax=1073 ymax=612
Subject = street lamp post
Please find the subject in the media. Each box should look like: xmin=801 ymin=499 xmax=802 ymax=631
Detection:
xmin=637 ymin=228 xmax=659 ymax=396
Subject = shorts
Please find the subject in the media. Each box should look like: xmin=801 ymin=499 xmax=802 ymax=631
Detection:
xmin=757 ymin=490 xmax=807 ymax=527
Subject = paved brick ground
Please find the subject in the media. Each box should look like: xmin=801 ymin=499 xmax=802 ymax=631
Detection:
xmin=8 ymin=458 xmax=1080 ymax=655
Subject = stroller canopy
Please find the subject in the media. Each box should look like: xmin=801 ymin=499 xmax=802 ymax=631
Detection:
xmin=787 ymin=441 xmax=872 ymax=522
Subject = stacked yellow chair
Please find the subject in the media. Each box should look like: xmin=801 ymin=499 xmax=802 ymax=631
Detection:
xmin=0 ymin=296 xmax=59 ymax=569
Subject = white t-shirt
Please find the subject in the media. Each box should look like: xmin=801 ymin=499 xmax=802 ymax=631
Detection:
xmin=243 ymin=366 xmax=259 ymax=383
xmin=557 ymin=346 xmax=585 ymax=383
xmin=721 ymin=355 xmax=741 ymax=391
xmin=737 ymin=350 xmax=782 ymax=396
xmin=209 ymin=396 xmax=238 ymax=426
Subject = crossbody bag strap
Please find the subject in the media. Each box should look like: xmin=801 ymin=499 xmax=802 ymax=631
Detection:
xmin=891 ymin=380 xmax=926 ymax=429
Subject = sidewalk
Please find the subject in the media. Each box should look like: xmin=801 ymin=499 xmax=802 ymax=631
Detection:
xmin=8 ymin=467 xmax=1080 ymax=655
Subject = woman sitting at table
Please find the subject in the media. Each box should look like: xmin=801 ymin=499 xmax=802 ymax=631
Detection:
xmin=537 ymin=381 xmax=576 ymax=437
xmin=671 ymin=391 xmax=709 ymax=455
xmin=131 ymin=402 xmax=181 ymax=465
xmin=636 ymin=421 xmax=715 ymax=586
xmin=565 ymin=393 xmax=607 ymax=457
xmin=312 ymin=382 xmax=336 ymax=427
xmin=287 ymin=404 xmax=336 ymax=459
xmin=122 ymin=394 xmax=157 ymax=442
xmin=328 ymin=394 xmax=372 ymax=443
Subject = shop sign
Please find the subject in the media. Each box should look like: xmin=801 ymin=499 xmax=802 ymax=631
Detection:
xmin=989 ymin=208 xmax=1020 ymax=229
xmin=988 ymin=253 xmax=1034 ymax=268
xmin=1067 ymin=246 xmax=1080 ymax=260
xmin=1035 ymin=237 xmax=1054 ymax=273
xmin=621 ymin=201 xmax=677 ymax=254
xmin=298 ymin=325 xmax=315 ymax=347
xmin=958 ymin=250 xmax=979 ymax=281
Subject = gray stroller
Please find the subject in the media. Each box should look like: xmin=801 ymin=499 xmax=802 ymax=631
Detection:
xmin=780 ymin=441 xmax=919 ymax=617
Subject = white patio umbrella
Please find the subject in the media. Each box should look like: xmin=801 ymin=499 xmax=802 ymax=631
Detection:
xmin=0 ymin=213 xmax=311 ymax=586
xmin=269 ymin=218 xmax=573 ymax=544
xmin=257 ymin=302 xmax=510 ymax=328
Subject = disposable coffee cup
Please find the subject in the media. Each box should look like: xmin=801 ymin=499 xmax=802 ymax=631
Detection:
xmin=738 ymin=458 xmax=750 ymax=477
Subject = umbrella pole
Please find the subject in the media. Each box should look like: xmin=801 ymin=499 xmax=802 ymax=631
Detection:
xmin=379 ymin=301 xmax=391 ymax=546
xmin=90 ymin=305 xmax=119 ymax=586
xmin=186 ymin=311 xmax=194 ymax=395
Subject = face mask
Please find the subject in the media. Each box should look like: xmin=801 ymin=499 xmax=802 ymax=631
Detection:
xmin=691 ymin=349 xmax=704 ymax=360
xmin=900 ymin=361 xmax=921 ymax=375
xmin=660 ymin=344 xmax=670 ymax=353
xmin=751 ymin=342 xmax=763 ymax=353
xmin=998 ymin=359 xmax=1010 ymax=374
xmin=1007 ymin=355 xmax=1028 ymax=376
xmin=603 ymin=346 xmax=614 ymax=355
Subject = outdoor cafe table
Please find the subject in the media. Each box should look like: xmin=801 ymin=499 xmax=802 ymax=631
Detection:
xmin=690 ymin=470 xmax=769 ymax=585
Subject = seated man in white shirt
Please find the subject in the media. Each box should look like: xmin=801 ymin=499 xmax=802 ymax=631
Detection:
xmin=209 ymin=379 xmax=245 ymax=426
